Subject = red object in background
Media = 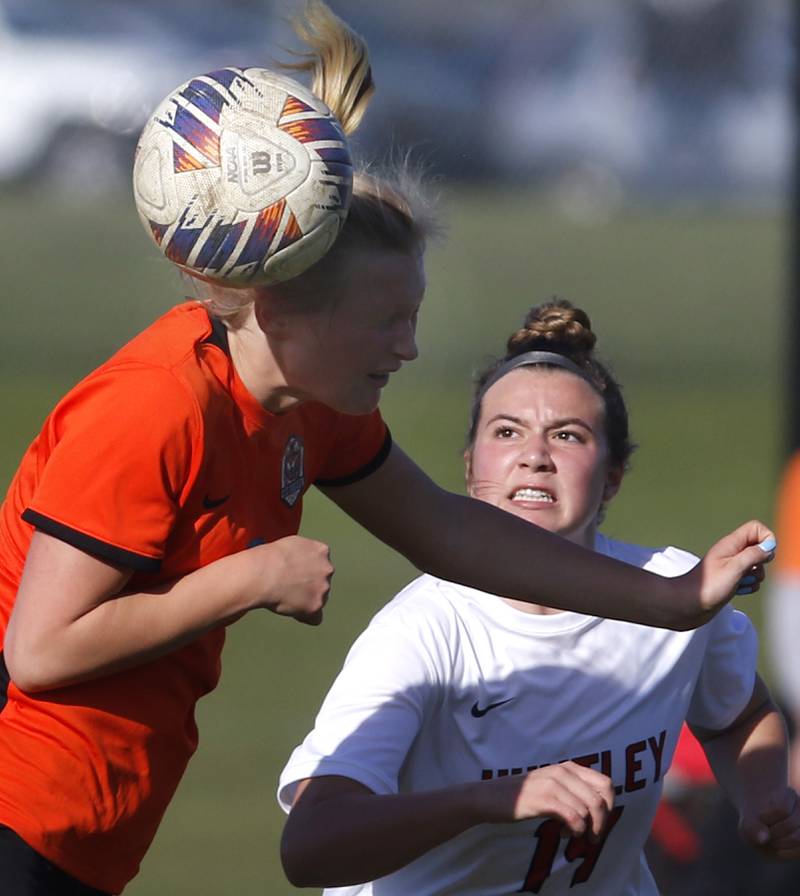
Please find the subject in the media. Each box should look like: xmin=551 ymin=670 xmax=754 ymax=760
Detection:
xmin=670 ymin=725 xmax=715 ymax=785
xmin=650 ymin=725 xmax=716 ymax=862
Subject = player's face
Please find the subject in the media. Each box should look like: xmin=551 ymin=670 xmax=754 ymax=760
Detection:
xmin=466 ymin=368 xmax=623 ymax=550
xmin=278 ymin=249 xmax=425 ymax=415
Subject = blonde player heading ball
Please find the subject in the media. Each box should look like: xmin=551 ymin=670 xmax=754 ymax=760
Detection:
xmin=278 ymin=300 xmax=797 ymax=896
xmin=0 ymin=1 xmax=774 ymax=893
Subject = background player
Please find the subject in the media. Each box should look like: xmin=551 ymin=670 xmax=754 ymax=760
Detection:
xmin=768 ymin=450 xmax=800 ymax=786
xmin=278 ymin=299 xmax=797 ymax=895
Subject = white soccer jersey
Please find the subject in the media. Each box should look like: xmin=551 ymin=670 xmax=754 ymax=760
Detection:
xmin=278 ymin=535 xmax=758 ymax=896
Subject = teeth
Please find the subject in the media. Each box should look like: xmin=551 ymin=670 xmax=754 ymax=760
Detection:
xmin=512 ymin=488 xmax=554 ymax=503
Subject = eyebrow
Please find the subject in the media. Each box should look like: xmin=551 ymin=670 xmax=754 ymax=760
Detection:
xmin=485 ymin=413 xmax=595 ymax=433
xmin=485 ymin=413 xmax=526 ymax=427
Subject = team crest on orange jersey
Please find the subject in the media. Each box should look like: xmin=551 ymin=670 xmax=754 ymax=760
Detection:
xmin=280 ymin=434 xmax=304 ymax=507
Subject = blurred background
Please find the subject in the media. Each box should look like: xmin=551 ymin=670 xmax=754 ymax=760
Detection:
xmin=0 ymin=0 xmax=794 ymax=892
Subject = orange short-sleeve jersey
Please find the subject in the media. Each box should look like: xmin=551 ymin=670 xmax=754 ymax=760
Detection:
xmin=775 ymin=451 xmax=800 ymax=575
xmin=0 ymin=302 xmax=389 ymax=893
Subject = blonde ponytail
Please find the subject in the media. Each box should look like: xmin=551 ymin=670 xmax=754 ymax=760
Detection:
xmin=284 ymin=0 xmax=375 ymax=135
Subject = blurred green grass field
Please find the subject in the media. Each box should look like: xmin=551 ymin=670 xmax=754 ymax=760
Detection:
xmin=0 ymin=187 xmax=788 ymax=894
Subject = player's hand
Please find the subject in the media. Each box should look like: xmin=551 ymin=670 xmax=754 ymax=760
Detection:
xmin=672 ymin=521 xmax=775 ymax=630
xmin=246 ymin=535 xmax=334 ymax=626
xmin=739 ymin=787 xmax=800 ymax=860
xmin=484 ymin=762 xmax=614 ymax=839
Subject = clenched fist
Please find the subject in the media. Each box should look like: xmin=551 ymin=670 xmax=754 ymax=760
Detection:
xmin=243 ymin=535 xmax=334 ymax=626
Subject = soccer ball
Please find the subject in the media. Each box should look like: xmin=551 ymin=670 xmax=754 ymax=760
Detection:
xmin=132 ymin=67 xmax=353 ymax=286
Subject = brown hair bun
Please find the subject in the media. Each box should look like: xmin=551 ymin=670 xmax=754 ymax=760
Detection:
xmin=507 ymin=298 xmax=597 ymax=362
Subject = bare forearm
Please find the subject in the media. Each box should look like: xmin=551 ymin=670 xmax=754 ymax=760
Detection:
xmin=7 ymin=532 xmax=331 ymax=691
xmin=324 ymin=447 xmax=775 ymax=632
xmin=283 ymin=763 xmax=614 ymax=887
xmin=693 ymin=677 xmax=800 ymax=859
xmin=697 ymin=699 xmax=789 ymax=812
xmin=282 ymin=783 xmax=489 ymax=887
xmin=7 ymin=553 xmax=255 ymax=690
xmin=406 ymin=491 xmax=678 ymax=626
xmin=326 ymin=468 xmax=675 ymax=626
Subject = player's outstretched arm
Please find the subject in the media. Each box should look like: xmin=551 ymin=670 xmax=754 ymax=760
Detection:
xmin=281 ymin=763 xmax=614 ymax=888
xmin=320 ymin=443 xmax=774 ymax=631
xmin=692 ymin=675 xmax=800 ymax=861
xmin=5 ymin=531 xmax=333 ymax=691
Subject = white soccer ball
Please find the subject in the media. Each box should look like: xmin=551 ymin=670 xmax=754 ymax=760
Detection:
xmin=132 ymin=67 xmax=353 ymax=286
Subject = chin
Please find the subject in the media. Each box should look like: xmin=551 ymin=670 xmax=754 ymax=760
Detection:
xmin=506 ymin=505 xmax=559 ymax=531
xmin=327 ymin=394 xmax=380 ymax=417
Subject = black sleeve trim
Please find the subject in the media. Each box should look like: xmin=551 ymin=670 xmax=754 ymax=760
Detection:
xmin=21 ymin=509 xmax=162 ymax=572
xmin=315 ymin=428 xmax=393 ymax=488
xmin=0 ymin=652 xmax=9 ymax=713
xmin=203 ymin=316 xmax=231 ymax=356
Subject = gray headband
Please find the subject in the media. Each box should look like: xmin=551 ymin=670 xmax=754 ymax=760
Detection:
xmin=468 ymin=350 xmax=599 ymax=440
xmin=476 ymin=350 xmax=596 ymax=404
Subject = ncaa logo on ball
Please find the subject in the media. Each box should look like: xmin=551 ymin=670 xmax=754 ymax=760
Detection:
xmin=223 ymin=135 xmax=296 ymax=198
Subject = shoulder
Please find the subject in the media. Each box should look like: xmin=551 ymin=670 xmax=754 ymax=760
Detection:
xmin=596 ymin=533 xmax=699 ymax=578
xmin=370 ymin=574 xmax=461 ymax=632
xmin=104 ymin=302 xmax=214 ymax=372
xmin=44 ymin=315 xmax=210 ymax=466
xmin=51 ymin=360 xmax=206 ymax=459
xmin=358 ymin=575 xmax=468 ymax=676
xmin=64 ymin=303 xmax=220 ymax=430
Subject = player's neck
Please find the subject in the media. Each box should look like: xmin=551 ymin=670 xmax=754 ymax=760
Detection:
xmin=500 ymin=597 xmax=563 ymax=616
xmin=227 ymin=317 xmax=305 ymax=414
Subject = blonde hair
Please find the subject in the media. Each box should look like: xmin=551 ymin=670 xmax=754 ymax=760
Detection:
xmin=284 ymin=0 xmax=375 ymax=136
xmin=192 ymin=0 xmax=440 ymax=321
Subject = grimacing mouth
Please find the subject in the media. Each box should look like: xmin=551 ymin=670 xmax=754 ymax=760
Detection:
xmin=510 ymin=486 xmax=556 ymax=504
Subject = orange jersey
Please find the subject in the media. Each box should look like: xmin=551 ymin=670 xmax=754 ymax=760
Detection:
xmin=775 ymin=451 xmax=800 ymax=574
xmin=0 ymin=302 xmax=389 ymax=893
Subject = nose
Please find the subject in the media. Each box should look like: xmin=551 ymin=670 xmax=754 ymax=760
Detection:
xmin=393 ymin=322 xmax=419 ymax=362
xmin=520 ymin=437 xmax=554 ymax=471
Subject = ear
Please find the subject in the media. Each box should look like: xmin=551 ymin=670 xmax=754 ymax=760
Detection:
xmin=602 ymin=464 xmax=624 ymax=504
xmin=253 ymin=295 xmax=290 ymax=338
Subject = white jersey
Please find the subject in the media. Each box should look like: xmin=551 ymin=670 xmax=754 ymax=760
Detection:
xmin=278 ymin=535 xmax=757 ymax=896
